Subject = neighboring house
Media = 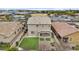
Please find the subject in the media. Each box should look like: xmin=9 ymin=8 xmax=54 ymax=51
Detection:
xmin=12 ymin=12 xmax=26 ymax=21
xmin=12 ymin=12 xmax=30 ymax=21
xmin=0 ymin=12 xmax=12 ymax=21
xmin=75 ymin=13 xmax=79 ymax=16
xmin=27 ymin=16 xmax=53 ymax=50
xmin=14 ymin=12 xmax=29 ymax=15
xmin=31 ymin=14 xmax=48 ymax=17
xmin=51 ymin=22 xmax=79 ymax=48
xmin=74 ymin=13 xmax=79 ymax=21
xmin=0 ymin=22 xmax=24 ymax=45
xmin=50 ymin=14 xmax=74 ymax=21
xmin=13 ymin=15 xmax=25 ymax=21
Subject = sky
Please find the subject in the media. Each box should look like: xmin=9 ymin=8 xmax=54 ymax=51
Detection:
xmin=0 ymin=0 xmax=79 ymax=9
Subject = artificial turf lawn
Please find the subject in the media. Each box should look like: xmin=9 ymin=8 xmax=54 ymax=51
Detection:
xmin=20 ymin=37 xmax=39 ymax=50
xmin=0 ymin=43 xmax=10 ymax=50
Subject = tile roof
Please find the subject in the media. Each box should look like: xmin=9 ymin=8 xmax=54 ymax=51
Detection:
xmin=27 ymin=16 xmax=51 ymax=24
xmin=14 ymin=12 xmax=29 ymax=14
xmin=0 ymin=22 xmax=21 ymax=37
xmin=52 ymin=22 xmax=79 ymax=37
xmin=0 ymin=12 xmax=11 ymax=15
xmin=31 ymin=14 xmax=48 ymax=16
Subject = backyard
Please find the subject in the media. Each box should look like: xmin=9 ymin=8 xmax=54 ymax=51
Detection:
xmin=19 ymin=37 xmax=39 ymax=50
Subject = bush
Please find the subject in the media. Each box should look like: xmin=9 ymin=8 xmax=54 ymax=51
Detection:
xmin=74 ymin=45 xmax=79 ymax=50
xmin=16 ymin=42 xmax=19 ymax=46
xmin=7 ymin=47 xmax=18 ymax=51
xmin=0 ymin=43 xmax=10 ymax=50
xmin=0 ymin=42 xmax=4 ymax=44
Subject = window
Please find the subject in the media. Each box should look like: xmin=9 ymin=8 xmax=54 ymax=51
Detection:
xmin=46 ymin=38 xmax=50 ymax=41
xmin=31 ymin=31 xmax=34 ymax=34
xmin=70 ymin=38 xmax=72 ymax=41
xmin=72 ymin=46 xmax=75 ymax=50
xmin=51 ymin=49 xmax=55 ymax=51
xmin=63 ymin=37 xmax=68 ymax=43
xmin=65 ymin=17 xmax=68 ymax=19
xmin=50 ymin=43 xmax=54 ymax=46
xmin=40 ymin=33 xmax=43 ymax=36
xmin=36 ymin=24 xmax=39 ymax=27
xmin=15 ymin=31 xmax=16 ymax=34
xmin=40 ymin=33 xmax=50 ymax=37
xmin=75 ymin=25 xmax=79 ymax=28
xmin=40 ymin=38 xmax=44 ymax=41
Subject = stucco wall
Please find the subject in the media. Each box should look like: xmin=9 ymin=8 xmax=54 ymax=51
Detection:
xmin=28 ymin=24 xmax=51 ymax=36
xmin=68 ymin=32 xmax=79 ymax=45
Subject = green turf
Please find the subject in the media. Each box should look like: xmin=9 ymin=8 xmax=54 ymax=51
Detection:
xmin=0 ymin=43 xmax=10 ymax=50
xmin=20 ymin=37 xmax=39 ymax=50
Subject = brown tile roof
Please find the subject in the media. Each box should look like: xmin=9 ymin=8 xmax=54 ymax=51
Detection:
xmin=52 ymin=22 xmax=79 ymax=37
xmin=0 ymin=22 xmax=21 ymax=37
xmin=27 ymin=16 xmax=51 ymax=24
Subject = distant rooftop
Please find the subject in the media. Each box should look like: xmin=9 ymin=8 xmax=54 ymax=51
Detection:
xmin=31 ymin=14 xmax=48 ymax=16
xmin=14 ymin=12 xmax=30 ymax=15
xmin=0 ymin=12 xmax=11 ymax=15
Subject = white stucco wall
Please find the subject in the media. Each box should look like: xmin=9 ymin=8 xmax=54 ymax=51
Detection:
xmin=28 ymin=24 xmax=51 ymax=36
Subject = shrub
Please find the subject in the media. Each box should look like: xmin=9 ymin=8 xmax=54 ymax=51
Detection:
xmin=16 ymin=42 xmax=19 ymax=46
xmin=7 ymin=47 xmax=18 ymax=51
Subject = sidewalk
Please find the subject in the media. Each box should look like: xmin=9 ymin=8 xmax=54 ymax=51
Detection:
xmin=10 ymin=31 xmax=24 ymax=48
xmin=18 ymin=32 xmax=27 ymax=47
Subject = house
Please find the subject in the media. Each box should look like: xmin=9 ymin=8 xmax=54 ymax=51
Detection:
xmin=51 ymin=22 xmax=79 ymax=47
xmin=31 ymin=14 xmax=48 ymax=16
xmin=74 ymin=13 xmax=79 ymax=21
xmin=27 ymin=16 xmax=51 ymax=37
xmin=27 ymin=16 xmax=53 ymax=50
xmin=12 ymin=12 xmax=26 ymax=21
xmin=12 ymin=12 xmax=30 ymax=21
xmin=0 ymin=12 xmax=12 ymax=21
xmin=0 ymin=22 xmax=24 ymax=45
xmin=50 ymin=14 xmax=74 ymax=21
xmin=13 ymin=15 xmax=25 ymax=21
